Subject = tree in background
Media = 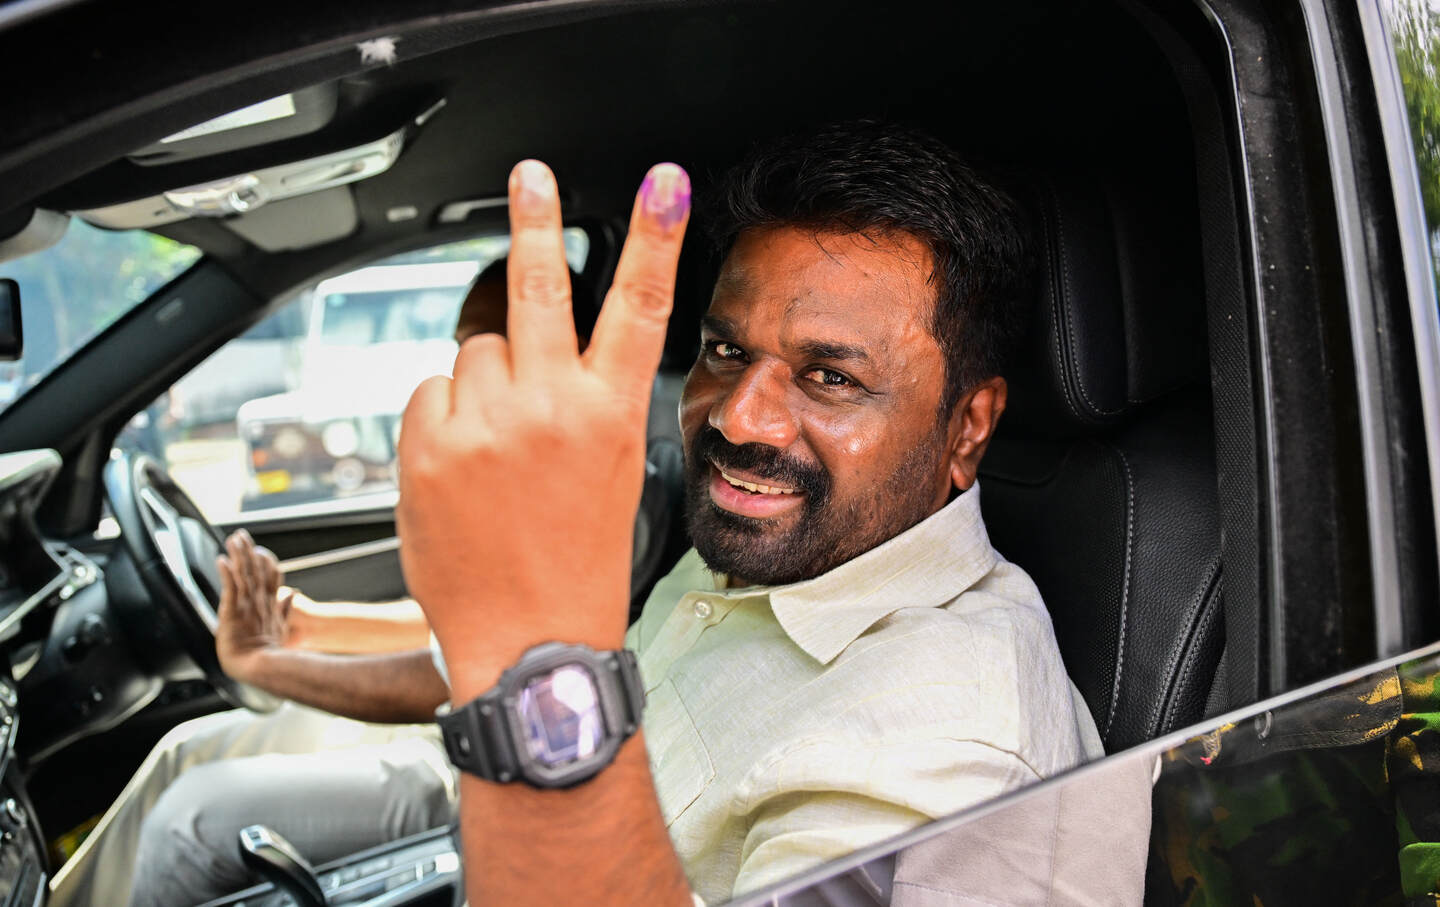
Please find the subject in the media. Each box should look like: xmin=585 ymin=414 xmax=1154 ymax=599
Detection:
xmin=2 ymin=220 xmax=198 ymax=388
xmin=1392 ymin=0 xmax=1440 ymax=279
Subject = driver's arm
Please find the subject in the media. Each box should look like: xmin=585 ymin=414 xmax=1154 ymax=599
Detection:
xmin=227 ymin=647 xmax=448 ymax=723
xmin=284 ymin=593 xmax=430 ymax=654
xmin=214 ymin=531 xmax=448 ymax=723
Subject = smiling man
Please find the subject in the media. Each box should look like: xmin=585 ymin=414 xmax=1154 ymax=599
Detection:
xmin=402 ymin=121 xmax=1103 ymax=906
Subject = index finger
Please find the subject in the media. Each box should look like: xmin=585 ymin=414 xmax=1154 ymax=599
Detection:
xmin=216 ymin=557 xmax=238 ymax=617
xmin=585 ymin=163 xmax=690 ymax=396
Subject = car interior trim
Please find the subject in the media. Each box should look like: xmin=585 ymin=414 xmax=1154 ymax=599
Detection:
xmin=1133 ymin=0 xmax=1270 ymax=704
xmin=0 ymin=0 xmax=79 ymax=31
xmin=277 ymin=536 xmax=400 ymax=575
xmin=0 ymin=209 xmax=66 ymax=266
xmin=1298 ymin=0 xmax=1405 ymax=658
xmin=0 ymin=573 xmax=69 ymax=645
xmin=78 ymin=126 xmax=408 ymax=231
xmin=224 ymin=490 xmax=400 ymax=531
xmin=1356 ymin=0 xmax=1440 ymax=596
xmin=1219 ymin=0 xmax=1289 ymax=694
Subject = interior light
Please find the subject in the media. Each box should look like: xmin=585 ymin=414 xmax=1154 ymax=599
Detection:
xmin=163 ymin=175 xmax=268 ymax=217
xmin=160 ymin=94 xmax=298 ymax=144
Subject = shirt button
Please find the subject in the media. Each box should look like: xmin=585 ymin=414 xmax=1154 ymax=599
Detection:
xmin=692 ymin=600 xmax=714 ymax=620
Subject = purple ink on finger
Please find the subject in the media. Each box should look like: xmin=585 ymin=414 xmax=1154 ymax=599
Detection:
xmin=641 ymin=163 xmax=691 ymax=231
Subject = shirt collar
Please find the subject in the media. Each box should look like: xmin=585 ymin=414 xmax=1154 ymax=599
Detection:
xmin=704 ymin=482 xmax=998 ymax=665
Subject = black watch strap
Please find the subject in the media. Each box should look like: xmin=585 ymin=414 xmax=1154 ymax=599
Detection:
xmin=437 ymin=644 xmax=645 ymax=787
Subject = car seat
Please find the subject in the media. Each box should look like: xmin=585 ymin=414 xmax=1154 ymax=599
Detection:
xmin=980 ymin=176 xmax=1224 ymax=753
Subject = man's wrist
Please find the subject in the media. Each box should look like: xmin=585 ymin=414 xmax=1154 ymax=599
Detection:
xmin=283 ymin=608 xmax=313 ymax=650
xmin=221 ymin=643 xmax=287 ymax=688
xmin=427 ymin=598 xmax=629 ymax=703
xmin=442 ymin=632 xmax=628 ymax=703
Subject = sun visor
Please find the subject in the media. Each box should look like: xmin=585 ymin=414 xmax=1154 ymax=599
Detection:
xmin=127 ymin=85 xmax=339 ymax=166
xmin=0 ymin=209 xmax=68 ymax=265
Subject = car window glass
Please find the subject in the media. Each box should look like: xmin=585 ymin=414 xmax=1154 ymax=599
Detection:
xmin=117 ymin=230 xmax=589 ymax=522
xmin=1389 ymin=0 xmax=1440 ymax=285
xmin=0 ymin=220 xmax=200 ymax=415
xmin=758 ymin=648 xmax=1439 ymax=907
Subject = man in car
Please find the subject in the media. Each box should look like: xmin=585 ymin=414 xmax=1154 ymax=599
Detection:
xmin=398 ymin=122 xmax=1102 ymax=905
xmin=63 ymin=122 xmax=1104 ymax=906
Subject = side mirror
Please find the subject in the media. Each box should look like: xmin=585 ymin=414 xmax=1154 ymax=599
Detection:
xmin=0 ymin=279 xmax=19 ymax=362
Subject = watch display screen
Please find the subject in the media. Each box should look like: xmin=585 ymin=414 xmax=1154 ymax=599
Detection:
xmin=517 ymin=664 xmax=607 ymax=768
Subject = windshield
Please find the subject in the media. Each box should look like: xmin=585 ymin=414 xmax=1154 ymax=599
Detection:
xmin=0 ymin=219 xmax=200 ymax=413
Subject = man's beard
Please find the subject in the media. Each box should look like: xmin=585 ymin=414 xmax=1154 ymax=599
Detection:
xmin=683 ymin=424 xmax=948 ymax=586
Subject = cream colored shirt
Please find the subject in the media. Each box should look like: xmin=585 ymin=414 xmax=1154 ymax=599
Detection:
xmin=626 ymin=483 xmax=1104 ymax=904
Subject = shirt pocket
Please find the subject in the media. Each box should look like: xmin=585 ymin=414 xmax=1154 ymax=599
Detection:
xmin=645 ymin=678 xmax=715 ymax=827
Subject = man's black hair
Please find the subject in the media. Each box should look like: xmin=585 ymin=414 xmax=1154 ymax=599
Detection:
xmin=706 ymin=120 xmax=1031 ymax=411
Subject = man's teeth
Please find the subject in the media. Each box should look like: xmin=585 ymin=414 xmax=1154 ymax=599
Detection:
xmin=719 ymin=469 xmax=796 ymax=495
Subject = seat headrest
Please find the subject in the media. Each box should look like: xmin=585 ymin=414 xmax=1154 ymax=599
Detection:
xmin=1000 ymin=176 xmax=1208 ymax=439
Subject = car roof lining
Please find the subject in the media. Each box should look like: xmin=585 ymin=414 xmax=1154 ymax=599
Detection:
xmin=5 ymin=0 xmax=1196 ymax=291
xmin=0 ymin=0 xmax=1221 ymax=475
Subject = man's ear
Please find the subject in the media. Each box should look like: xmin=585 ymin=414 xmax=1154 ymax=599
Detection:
xmin=946 ymin=376 xmax=1008 ymax=492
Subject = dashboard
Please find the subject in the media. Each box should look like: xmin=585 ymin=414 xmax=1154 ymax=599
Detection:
xmin=0 ymin=450 xmax=73 ymax=906
xmin=0 ymin=449 xmax=461 ymax=906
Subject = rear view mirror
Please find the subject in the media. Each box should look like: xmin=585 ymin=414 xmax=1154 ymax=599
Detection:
xmin=0 ymin=279 xmax=21 ymax=361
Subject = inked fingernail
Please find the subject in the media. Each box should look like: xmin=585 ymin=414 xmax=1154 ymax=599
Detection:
xmin=513 ymin=159 xmax=555 ymax=205
xmin=641 ymin=163 xmax=691 ymax=230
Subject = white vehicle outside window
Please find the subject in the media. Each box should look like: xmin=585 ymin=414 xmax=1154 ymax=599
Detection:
xmin=136 ymin=230 xmax=589 ymax=522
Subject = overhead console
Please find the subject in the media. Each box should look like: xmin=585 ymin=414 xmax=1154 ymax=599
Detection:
xmin=78 ymin=128 xmax=407 ymax=231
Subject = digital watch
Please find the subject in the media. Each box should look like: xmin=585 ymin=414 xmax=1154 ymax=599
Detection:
xmin=437 ymin=642 xmax=646 ymax=789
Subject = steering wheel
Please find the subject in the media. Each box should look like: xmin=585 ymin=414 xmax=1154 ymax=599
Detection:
xmin=103 ymin=451 xmax=280 ymax=712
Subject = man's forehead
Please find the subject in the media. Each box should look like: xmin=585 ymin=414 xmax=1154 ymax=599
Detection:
xmin=709 ymin=226 xmax=937 ymax=342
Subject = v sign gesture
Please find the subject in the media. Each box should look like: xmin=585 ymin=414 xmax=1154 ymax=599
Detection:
xmin=396 ymin=160 xmax=694 ymax=906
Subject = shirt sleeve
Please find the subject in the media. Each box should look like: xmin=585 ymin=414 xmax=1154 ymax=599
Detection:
xmin=730 ymin=738 xmax=1040 ymax=899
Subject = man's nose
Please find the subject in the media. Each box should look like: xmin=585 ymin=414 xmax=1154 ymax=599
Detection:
xmin=709 ymin=364 xmax=799 ymax=449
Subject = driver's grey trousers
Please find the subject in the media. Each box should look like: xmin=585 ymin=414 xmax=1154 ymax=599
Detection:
xmin=47 ymin=702 xmax=455 ymax=907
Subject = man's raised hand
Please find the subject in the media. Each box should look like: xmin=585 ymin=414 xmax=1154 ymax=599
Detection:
xmin=397 ymin=160 xmax=690 ymax=700
xmin=213 ymin=530 xmax=293 ymax=684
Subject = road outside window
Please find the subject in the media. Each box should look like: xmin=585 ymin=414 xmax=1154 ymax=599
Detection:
xmin=127 ymin=231 xmax=589 ymax=522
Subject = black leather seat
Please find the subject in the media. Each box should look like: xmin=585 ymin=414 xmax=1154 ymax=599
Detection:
xmin=980 ymin=178 xmax=1224 ymax=753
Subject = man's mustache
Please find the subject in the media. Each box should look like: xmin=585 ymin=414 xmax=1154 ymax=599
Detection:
xmin=688 ymin=427 xmax=831 ymax=503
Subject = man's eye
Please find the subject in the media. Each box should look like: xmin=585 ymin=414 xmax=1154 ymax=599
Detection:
xmin=707 ymin=341 xmax=746 ymax=361
xmin=804 ymin=368 xmax=852 ymax=388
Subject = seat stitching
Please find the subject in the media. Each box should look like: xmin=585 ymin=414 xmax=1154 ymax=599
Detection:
xmin=1046 ymin=193 xmax=1085 ymax=423
xmin=1154 ymin=559 xmax=1223 ymax=733
xmin=1055 ymin=201 xmax=1124 ymax=420
xmin=1102 ymin=444 xmax=1135 ymax=739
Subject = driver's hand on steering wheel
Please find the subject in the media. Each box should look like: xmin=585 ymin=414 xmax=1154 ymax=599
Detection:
xmin=214 ymin=530 xmax=293 ymax=685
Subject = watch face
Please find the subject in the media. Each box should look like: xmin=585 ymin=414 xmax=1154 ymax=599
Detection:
xmin=517 ymin=664 xmax=608 ymax=769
